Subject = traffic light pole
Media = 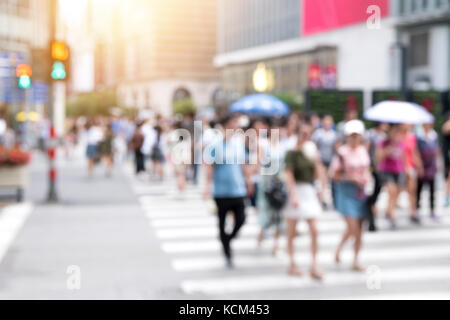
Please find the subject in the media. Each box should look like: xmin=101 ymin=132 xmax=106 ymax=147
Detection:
xmin=47 ymin=0 xmax=58 ymax=203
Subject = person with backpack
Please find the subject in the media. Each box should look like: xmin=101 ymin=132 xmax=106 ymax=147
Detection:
xmin=130 ymin=121 xmax=146 ymax=175
xmin=284 ymin=123 xmax=324 ymax=280
xmin=416 ymin=122 xmax=440 ymax=221
xmin=256 ymin=121 xmax=287 ymax=255
xmin=150 ymin=125 xmax=166 ymax=181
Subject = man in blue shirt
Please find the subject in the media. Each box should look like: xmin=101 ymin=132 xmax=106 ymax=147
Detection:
xmin=204 ymin=114 xmax=253 ymax=268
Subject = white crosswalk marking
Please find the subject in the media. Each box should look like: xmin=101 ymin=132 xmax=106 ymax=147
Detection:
xmin=181 ymin=265 xmax=450 ymax=296
xmin=0 ymin=203 xmax=34 ymax=264
xmin=161 ymin=228 xmax=450 ymax=254
xmin=124 ymin=163 xmax=450 ymax=299
xmin=171 ymin=244 xmax=450 ymax=272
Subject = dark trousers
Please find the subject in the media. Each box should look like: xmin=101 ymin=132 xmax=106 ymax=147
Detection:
xmin=214 ymin=197 xmax=246 ymax=259
xmin=367 ymin=171 xmax=382 ymax=229
xmin=135 ymin=150 xmax=145 ymax=174
xmin=417 ymin=178 xmax=435 ymax=211
xmin=192 ymin=164 xmax=200 ymax=185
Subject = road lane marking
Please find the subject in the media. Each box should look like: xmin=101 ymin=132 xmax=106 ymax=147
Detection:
xmin=181 ymin=265 xmax=450 ymax=295
xmin=171 ymin=243 xmax=450 ymax=272
xmin=161 ymin=228 xmax=450 ymax=254
xmin=0 ymin=203 xmax=34 ymax=264
xmin=153 ymin=217 xmax=450 ymax=240
xmin=126 ymin=163 xmax=450 ymax=298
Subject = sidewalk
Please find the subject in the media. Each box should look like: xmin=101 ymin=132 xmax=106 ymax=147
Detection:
xmin=0 ymin=151 xmax=183 ymax=299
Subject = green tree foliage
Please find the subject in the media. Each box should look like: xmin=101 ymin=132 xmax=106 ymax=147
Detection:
xmin=173 ymin=98 xmax=197 ymax=116
xmin=307 ymin=90 xmax=364 ymax=124
xmin=411 ymin=91 xmax=444 ymax=134
xmin=372 ymin=90 xmax=404 ymax=104
xmin=66 ymin=90 xmax=118 ymax=117
xmin=273 ymin=92 xmax=304 ymax=112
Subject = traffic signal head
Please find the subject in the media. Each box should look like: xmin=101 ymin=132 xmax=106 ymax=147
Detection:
xmin=18 ymin=75 xmax=31 ymax=89
xmin=51 ymin=61 xmax=66 ymax=80
xmin=16 ymin=64 xmax=32 ymax=77
xmin=50 ymin=41 xmax=70 ymax=81
xmin=16 ymin=64 xmax=32 ymax=89
xmin=51 ymin=41 xmax=69 ymax=61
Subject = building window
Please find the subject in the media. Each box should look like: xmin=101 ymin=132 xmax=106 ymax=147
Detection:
xmin=409 ymin=32 xmax=429 ymax=67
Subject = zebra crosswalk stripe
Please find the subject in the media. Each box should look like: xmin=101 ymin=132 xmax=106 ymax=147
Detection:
xmin=124 ymin=162 xmax=450 ymax=298
xmin=180 ymin=265 xmax=450 ymax=296
xmin=171 ymin=244 xmax=450 ymax=272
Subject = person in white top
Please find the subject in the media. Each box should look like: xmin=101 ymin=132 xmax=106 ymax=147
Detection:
xmin=281 ymin=115 xmax=299 ymax=155
xmin=256 ymin=121 xmax=285 ymax=255
xmin=86 ymin=119 xmax=104 ymax=178
xmin=150 ymin=125 xmax=167 ymax=181
xmin=169 ymin=121 xmax=191 ymax=197
xmin=140 ymin=120 xmax=157 ymax=158
xmin=248 ymin=118 xmax=271 ymax=214
xmin=284 ymin=123 xmax=325 ymax=280
xmin=0 ymin=117 xmax=6 ymax=145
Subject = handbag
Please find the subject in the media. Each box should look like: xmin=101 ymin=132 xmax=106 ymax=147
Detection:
xmin=264 ymin=176 xmax=288 ymax=210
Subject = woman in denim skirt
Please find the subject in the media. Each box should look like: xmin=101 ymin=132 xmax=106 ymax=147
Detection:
xmin=331 ymin=120 xmax=371 ymax=272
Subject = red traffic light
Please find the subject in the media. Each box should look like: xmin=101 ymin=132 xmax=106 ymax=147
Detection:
xmin=16 ymin=64 xmax=32 ymax=77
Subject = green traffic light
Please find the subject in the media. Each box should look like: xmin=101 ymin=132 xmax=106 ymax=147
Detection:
xmin=51 ymin=61 xmax=66 ymax=80
xmin=18 ymin=75 xmax=31 ymax=89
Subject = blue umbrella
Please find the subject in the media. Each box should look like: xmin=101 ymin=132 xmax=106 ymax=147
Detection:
xmin=230 ymin=94 xmax=290 ymax=116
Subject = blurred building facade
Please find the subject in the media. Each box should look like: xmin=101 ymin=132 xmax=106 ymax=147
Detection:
xmin=90 ymin=0 xmax=123 ymax=92
xmin=0 ymin=0 xmax=49 ymax=53
xmin=215 ymin=0 xmax=450 ymax=109
xmin=90 ymin=0 xmax=219 ymax=116
xmin=0 ymin=0 xmax=50 ymax=113
xmin=393 ymin=0 xmax=450 ymax=91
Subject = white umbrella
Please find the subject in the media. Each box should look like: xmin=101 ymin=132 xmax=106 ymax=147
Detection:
xmin=364 ymin=101 xmax=434 ymax=124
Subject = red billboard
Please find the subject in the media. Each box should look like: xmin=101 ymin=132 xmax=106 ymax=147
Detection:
xmin=302 ymin=0 xmax=390 ymax=36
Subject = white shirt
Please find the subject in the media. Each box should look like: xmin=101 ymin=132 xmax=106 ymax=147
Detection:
xmin=303 ymin=140 xmax=320 ymax=162
xmin=141 ymin=124 xmax=157 ymax=155
xmin=87 ymin=126 xmax=103 ymax=145
xmin=0 ymin=119 xmax=6 ymax=137
xmin=203 ymin=127 xmax=219 ymax=148
xmin=280 ymin=135 xmax=298 ymax=157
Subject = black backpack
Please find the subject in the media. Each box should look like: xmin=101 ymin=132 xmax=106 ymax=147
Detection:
xmin=151 ymin=143 xmax=163 ymax=159
xmin=264 ymin=176 xmax=288 ymax=210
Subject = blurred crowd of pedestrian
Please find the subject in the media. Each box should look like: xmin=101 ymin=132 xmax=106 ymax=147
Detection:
xmin=48 ymin=107 xmax=450 ymax=279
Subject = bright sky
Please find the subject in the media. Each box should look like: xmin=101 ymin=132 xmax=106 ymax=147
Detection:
xmin=59 ymin=0 xmax=120 ymax=30
xmin=59 ymin=0 xmax=87 ymax=27
xmin=59 ymin=0 xmax=121 ymax=92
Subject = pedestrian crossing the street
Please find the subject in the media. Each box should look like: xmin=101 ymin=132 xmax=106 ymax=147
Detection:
xmin=123 ymin=163 xmax=450 ymax=299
